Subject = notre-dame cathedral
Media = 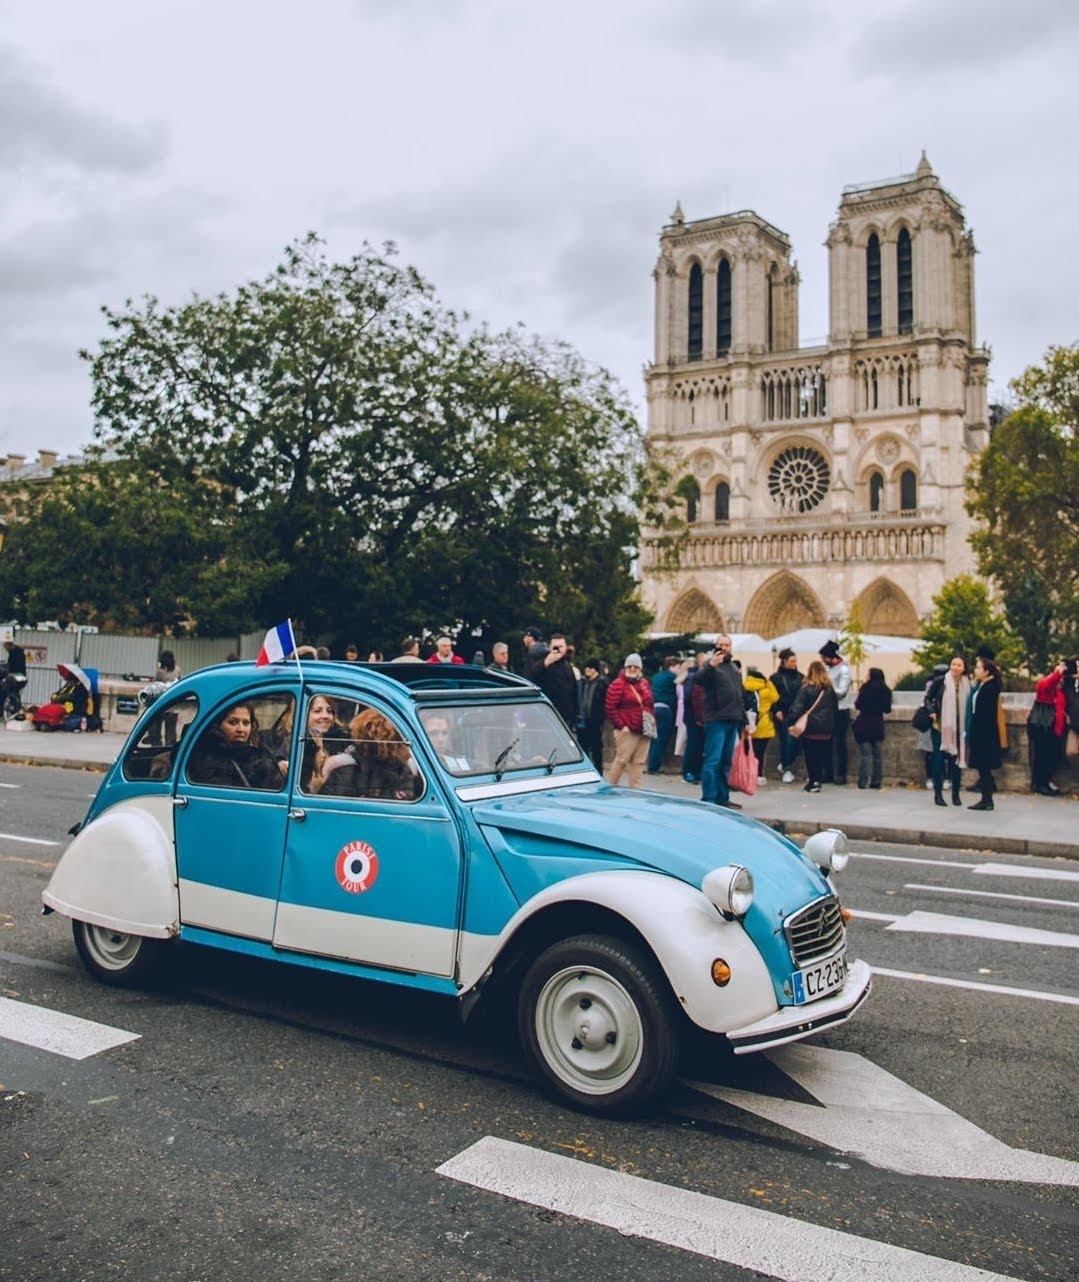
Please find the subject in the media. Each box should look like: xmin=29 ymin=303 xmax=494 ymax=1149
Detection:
xmin=639 ymin=154 xmax=989 ymax=640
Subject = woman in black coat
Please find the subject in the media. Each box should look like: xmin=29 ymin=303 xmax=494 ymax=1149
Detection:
xmin=187 ymin=703 xmax=284 ymax=791
xmin=788 ymin=661 xmax=838 ymax=793
xmin=967 ymin=656 xmax=1003 ymax=811
xmin=852 ymin=667 xmax=892 ymax=790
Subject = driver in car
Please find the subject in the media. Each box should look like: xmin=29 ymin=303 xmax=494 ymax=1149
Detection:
xmin=425 ymin=715 xmax=470 ymax=771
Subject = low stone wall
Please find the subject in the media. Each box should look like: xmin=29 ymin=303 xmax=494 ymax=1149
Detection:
xmin=650 ymin=693 xmax=1079 ymax=794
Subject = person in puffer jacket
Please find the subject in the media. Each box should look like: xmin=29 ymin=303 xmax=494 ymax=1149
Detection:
xmin=743 ymin=667 xmax=779 ymax=785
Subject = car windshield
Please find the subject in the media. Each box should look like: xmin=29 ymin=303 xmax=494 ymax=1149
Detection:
xmin=418 ymin=701 xmax=583 ymax=778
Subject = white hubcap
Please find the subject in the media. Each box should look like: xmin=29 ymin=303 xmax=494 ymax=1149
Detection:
xmin=534 ymin=964 xmax=644 ymax=1095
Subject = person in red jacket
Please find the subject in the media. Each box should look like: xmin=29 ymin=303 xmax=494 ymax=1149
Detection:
xmin=1028 ymin=660 xmax=1067 ymax=795
xmin=426 ymin=635 xmax=465 ymax=665
xmin=604 ymin=653 xmax=655 ymax=789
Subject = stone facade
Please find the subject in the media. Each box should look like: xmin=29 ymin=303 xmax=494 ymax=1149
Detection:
xmin=641 ymin=155 xmax=990 ymax=640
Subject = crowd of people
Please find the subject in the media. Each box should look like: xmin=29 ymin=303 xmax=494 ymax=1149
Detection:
xmin=243 ymin=629 xmax=1079 ymax=807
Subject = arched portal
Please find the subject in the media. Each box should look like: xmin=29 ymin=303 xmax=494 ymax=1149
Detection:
xmin=666 ymin=588 xmax=725 ymax=635
xmin=743 ymin=571 xmax=827 ymax=637
xmin=854 ymin=577 xmax=919 ymax=637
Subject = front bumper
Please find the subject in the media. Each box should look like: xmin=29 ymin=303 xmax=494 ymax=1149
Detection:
xmin=725 ymin=958 xmax=872 ymax=1055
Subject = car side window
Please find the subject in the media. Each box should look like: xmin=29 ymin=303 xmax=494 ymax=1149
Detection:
xmin=186 ymin=695 xmax=293 ymax=792
xmin=299 ymin=695 xmax=424 ymax=802
xmin=122 ymin=694 xmax=200 ymax=782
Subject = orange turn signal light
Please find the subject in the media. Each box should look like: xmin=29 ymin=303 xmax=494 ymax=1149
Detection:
xmin=840 ymin=906 xmax=853 ymax=924
xmin=711 ymin=958 xmax=732 ymax=987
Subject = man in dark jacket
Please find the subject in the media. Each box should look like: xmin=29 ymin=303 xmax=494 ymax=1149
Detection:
xmin=697 ymin=635 xmax=748 ymax=808
xmin=529 ymin=631 xmax=578 ymax=729
xmin=770 ymin=648 xmax=803 ymax=783
xmin=577 ymin=658 xmax=609 ymax=771
xmin=680 ymin=652 xmax=707 ymax=783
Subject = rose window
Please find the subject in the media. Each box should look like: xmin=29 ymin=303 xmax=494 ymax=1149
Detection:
xmin=768 ymin=446 xmax=830 ymax=514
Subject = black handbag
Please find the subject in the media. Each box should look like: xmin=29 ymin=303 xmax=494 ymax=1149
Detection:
xmin=1027 ymin=701 xmax=1056 ymax=732
xmin=911 ymin=704 xmax=932 ymax=733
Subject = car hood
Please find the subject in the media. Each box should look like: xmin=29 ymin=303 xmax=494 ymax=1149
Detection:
xmin=469 ymin=780 xmax=827 ymax=914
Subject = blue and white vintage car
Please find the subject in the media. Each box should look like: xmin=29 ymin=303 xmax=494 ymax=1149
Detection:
xmin=43 ymin=661 xmax=870 ymax=1113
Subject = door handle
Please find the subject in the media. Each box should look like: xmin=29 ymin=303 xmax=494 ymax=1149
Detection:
xmin=289 ymin=808 xmax=306 ymax=822
xmin=172 ymin=796 xmax=188 ymax=808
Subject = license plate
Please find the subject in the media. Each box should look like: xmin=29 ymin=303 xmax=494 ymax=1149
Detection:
xmin=791 ymin=951 xmax=847 ymax=1004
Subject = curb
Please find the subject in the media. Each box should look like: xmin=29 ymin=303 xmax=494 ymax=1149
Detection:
xmin=0 ymin=753 xmax=110 ymax=773
xmin=758 ymin=817 xmax=1079 ymax=862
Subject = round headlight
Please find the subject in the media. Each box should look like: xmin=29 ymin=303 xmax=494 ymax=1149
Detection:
xmin=804 ymin=828 xmax=849 ymax=873
xmin=701 ymin=864 xmax=754 ymax=917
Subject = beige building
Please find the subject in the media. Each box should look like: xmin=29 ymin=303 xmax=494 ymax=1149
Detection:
xmin=640 ymin=154 xmax=989 ymax=640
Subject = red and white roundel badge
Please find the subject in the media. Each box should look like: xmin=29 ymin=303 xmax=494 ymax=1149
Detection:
xmin=335 ymin=841 xmax=379 ymax=894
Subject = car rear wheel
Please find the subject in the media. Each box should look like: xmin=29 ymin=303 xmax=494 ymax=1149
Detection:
xmin=72 ymin=919 xmax=166 ymax=987
xmin=517 ymin=933 xmax=679 ymax=1115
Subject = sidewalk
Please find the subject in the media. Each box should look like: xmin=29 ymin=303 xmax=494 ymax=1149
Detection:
xmin=0 ymin=726 xmax=1074 ymax=860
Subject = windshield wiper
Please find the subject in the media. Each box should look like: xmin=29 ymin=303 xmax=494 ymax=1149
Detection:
xmin=492 ymin=738 xmax=519 ymax=781
xmin=544 ymin=748 xmax=559 ymax=775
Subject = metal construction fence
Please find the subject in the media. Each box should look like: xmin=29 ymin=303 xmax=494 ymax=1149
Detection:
xmin=10 ymin=629 xmax=264 ymax=704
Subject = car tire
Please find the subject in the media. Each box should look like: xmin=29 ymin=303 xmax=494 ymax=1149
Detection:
xmin=517 ymin=933 xmax=680 ymax=1115
xmin=72 ymin=918 xmax=167 ymax=987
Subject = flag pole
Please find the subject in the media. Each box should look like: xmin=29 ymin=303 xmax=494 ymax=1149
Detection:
xmin=288 ymin=618 xmax=304 ymax=684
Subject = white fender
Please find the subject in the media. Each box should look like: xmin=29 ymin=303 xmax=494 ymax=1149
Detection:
xmin=458 ymin=869 xmax=778 ymax=1034
xmin=42 ymin=797 xmax=178 ymax=939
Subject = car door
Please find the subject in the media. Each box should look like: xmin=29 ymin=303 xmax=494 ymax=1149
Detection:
xmin=173 ymin=688 xmax=296 ymax=941
xmin=272 ymin=689 xmax=463 ymax=978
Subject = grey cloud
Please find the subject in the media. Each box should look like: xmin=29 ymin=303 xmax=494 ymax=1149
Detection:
xmin=848 ymin=0 xmax=1079 ymax=76
xmin=0 ymin=45 xmax=165 ymax=172
xmin=648 ymin=0 xmax=838 ymax=57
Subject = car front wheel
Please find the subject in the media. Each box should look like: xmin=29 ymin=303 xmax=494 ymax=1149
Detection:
xmin=72 ymin=919 xmax=166 ymax=987
xmin=517 ymin=933 xmax=679 ymax=1115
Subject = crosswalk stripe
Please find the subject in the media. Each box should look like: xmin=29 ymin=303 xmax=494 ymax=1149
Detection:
xmin=0 ymin=996 xmax=139 ymax=1060
xmin=437 ymin=1136 xmax=1023 ymax=1281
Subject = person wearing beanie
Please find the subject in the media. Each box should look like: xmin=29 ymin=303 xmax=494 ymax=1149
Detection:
xmin=604 ymin=654 xmax=654 ymax=788
xmin=819 ymin=639 xmax=853 ymax=784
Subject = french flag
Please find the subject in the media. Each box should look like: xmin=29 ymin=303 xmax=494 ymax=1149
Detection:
xmin=256 ymin=620 xmax=297 ymax=666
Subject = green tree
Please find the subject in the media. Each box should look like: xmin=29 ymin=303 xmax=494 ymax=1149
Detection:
xmin=839 ymin=602 xmax=870 ymax=683
xmin=912 ymin=575 xmax=1021 ymax=674
xmin=967 ymin=344 xmax=1079 ymax=669
xmin=0 ymin=453 xmax=281 ymax=634
xmin=2 ymin=236 xmax=656 ymax=654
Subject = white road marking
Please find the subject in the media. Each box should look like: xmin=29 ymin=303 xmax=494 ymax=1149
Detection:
xmin=854 ymin=852 xmax=1079 ymax=881
xmin=0 ymin=782 xmax=20 ymax=788
xmin=0 ymin=996 xmax=139 ymax=1060
xmin=904 ymin=882 xmax=1079 ymax=909
xmin=871 ymin=966 xmax=1079 ymax=1006
xmin=0 ymin=831 xmax=60 ymax=847
xmin=973 ymin=863 xmax=1079 ymax=883
xmin=438 ymin=1135 xmax=1027 ymax=1281
xmin=854 ymin=852 xmax=975 ymax=869
xmin=885 ymin=910 xmax=1079 ymax=948
xmin=690 ymin=1044 xmax=1079 ymax=1185
xmin=852 ymin=907 xmax=1079 ymax=948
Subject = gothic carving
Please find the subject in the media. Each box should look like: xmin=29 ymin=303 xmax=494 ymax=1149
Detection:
xmin=876 ymin=437 xmax=901 ymax=464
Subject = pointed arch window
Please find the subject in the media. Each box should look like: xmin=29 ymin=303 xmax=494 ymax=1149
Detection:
xmin=688 ymin=263 xmax=703 ymax=360
xmin=686 ymin=478 xmax=700 ymax=523
xmin=899 ymin=468 xmax=917 ymax=512
xmin=714 ymin=481 xmax=730 ymax=522
xmin=866 ymin=234 xmax=882 ymax=337
xmin=897 ymin=229 xmax=913 ymax=334
xmin=869 ymin=470 xmax=884 ymax=513
xmin=716 ymin=259 xmax=731 ymax=354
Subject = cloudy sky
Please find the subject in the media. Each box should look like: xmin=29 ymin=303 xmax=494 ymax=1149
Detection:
xmin=2 ymin=0 xmax=1077 ymax=459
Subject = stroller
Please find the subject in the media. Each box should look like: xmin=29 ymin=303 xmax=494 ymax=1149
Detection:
xmin=31 ymin=663 xmax=103 ymax=732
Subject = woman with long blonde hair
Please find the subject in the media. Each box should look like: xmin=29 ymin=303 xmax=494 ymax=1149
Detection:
xmin=786 ymin=660 xmax=838 ymax=793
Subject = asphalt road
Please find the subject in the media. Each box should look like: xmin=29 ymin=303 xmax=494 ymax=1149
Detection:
xmin=1 ymin=763 xmax=1077 ymax=1282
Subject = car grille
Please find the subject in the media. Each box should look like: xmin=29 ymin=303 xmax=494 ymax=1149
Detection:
xmin=784 ymin=896 xmax=845 ymax=966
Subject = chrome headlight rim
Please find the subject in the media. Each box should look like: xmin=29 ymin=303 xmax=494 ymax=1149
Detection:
xmin=804 ymin=827 xmax=849 ymax=873
xmin=701 ymin=864 xmax=754 ymax=918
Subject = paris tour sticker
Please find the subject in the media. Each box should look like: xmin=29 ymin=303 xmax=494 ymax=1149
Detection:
xmin=335 ymin=840 xmax=379 ymax=894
